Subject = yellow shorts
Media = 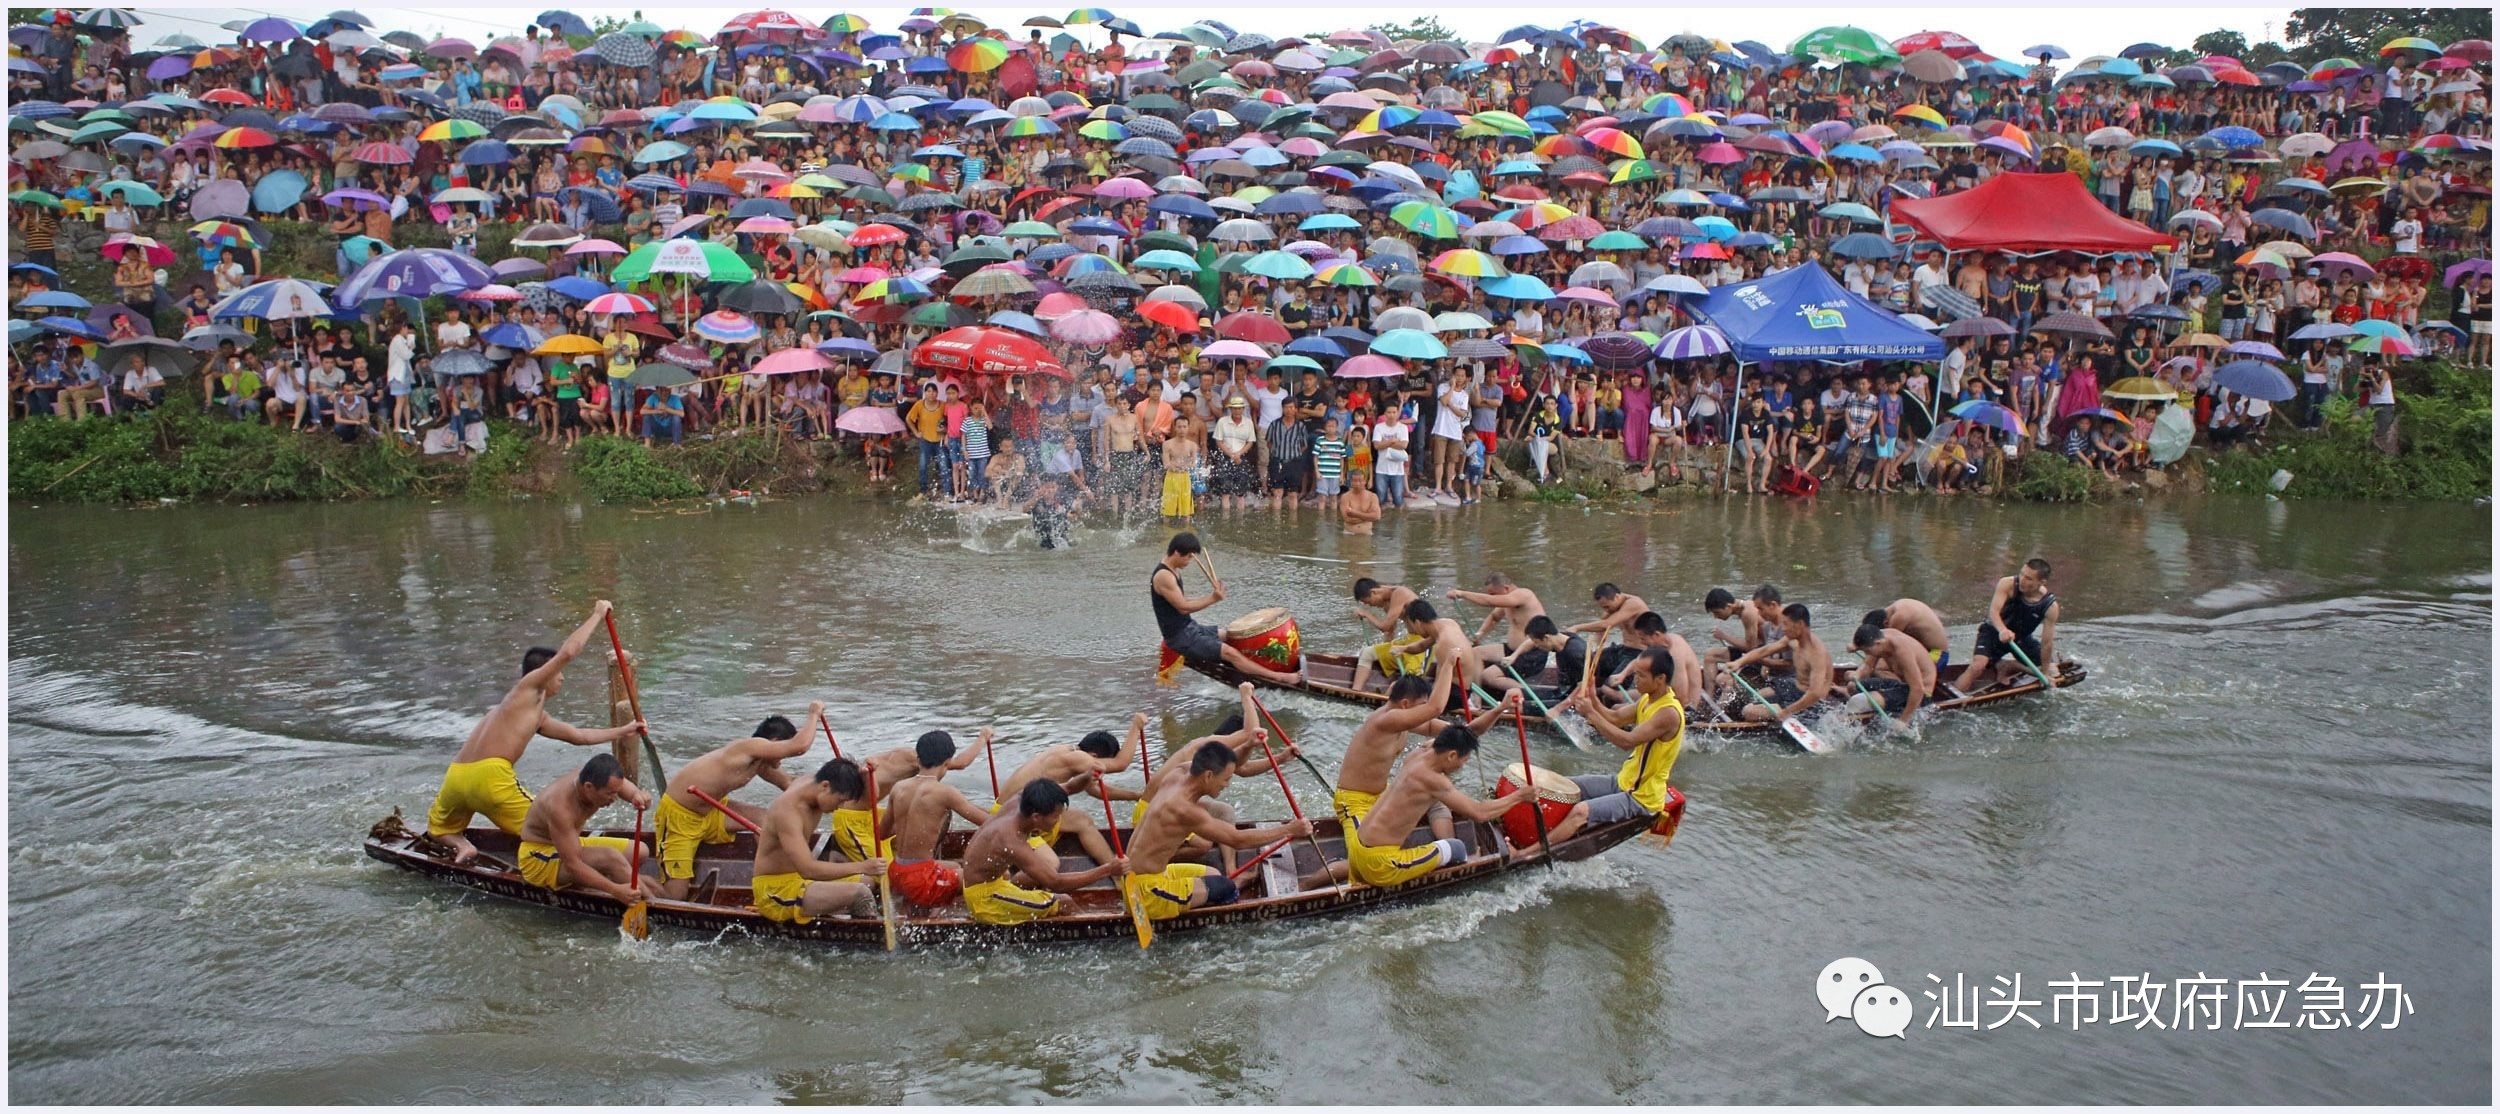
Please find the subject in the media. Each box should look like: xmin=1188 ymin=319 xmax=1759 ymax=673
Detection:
xmin=964 ymin=876 xmax=1061 ymax=924
xmin=751 ymin=870 xmax=814 ymax=924
xmin=1348 ymin=835 xmax=1450 ymax=888
xmin=517 ymin=835 xmax=637 ymax=890
xmin=653 ymin=794 xmax=733 ymax=881
xmin=829 ymin=807 xmax=889 ymax=861
xmin=1368 ymin=639 xmax=1431 ymax=677
xmin=1160 ymin=471 xmax=1194 ymax=517
xmin=427 ymin=757 xmax=532 ymax=837
xmin=1132 ymin=863 xmax=1213 ymax=921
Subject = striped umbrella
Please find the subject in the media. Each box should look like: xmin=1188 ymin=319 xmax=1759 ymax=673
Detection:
xmin=1654 ymin=325 xmax=1731 ymax=360
xmin=692 ymin=310 xmax=762 ymax=344
xmin=583 ymin=292 xmax=655 ymax=316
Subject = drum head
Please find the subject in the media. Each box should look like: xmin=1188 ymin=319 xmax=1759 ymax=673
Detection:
xmin=1501 ymin=763 xmax=1580 ymax=801
xmin=1225 ymin=606 xmax=1290 ymax=637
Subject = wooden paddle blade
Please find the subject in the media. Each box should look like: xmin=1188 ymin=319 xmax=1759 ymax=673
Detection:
xmin=878 ymin=876 xmax=898 ymax=951
xmin=1125 ymin=878 xmax=1154 ymax=948
xmin=621 ymin=899 xmax=651 ymax=940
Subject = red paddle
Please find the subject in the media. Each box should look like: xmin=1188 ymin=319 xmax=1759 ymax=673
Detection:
xmin=621 ymin=801 xmax=651 ymax=939
xmin=1513 ymin=700 xmax=1556 ymax=870
xmin=602 ymin=612 xmax=669 ymax=786
xmin=685 ymin=786 xmax=763 ymax=833
xmin=815 ymin=710 xmax=844 ymax=759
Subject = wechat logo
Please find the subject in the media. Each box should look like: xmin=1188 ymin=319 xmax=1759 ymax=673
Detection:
xmin=1818 ymin=957 xmax=1910 ymax=1039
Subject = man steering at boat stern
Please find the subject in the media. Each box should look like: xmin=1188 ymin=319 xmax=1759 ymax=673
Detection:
xmin=1124 ymin=743 xmax=1313 ymax=920
xmin=1566 ymin=647 xmax=1688 ymax=826
xmin=516 ymin=754 xmax=655 ymax=900
xmin=1955 ymin=558 xmax=2061 ymax=694
xmin=429 ymin=600 xmax=648 ymax=866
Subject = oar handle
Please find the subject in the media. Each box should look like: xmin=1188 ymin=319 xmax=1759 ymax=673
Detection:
xmin=1245 ymin=691 xmax=1334 ymax=872
xmin=2006 ymin=641 xmax=2059 ymax=693
xmin=685 ymin=786 xmax=765 ymax=833
xmin=604 ymin=612 xmax=669 ymax=786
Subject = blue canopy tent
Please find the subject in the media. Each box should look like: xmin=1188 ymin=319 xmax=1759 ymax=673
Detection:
xmin=1685 ymin=262 xmax=1945 ymax=491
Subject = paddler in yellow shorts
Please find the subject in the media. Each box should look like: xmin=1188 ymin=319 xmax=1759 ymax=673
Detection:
xmin=428 ymin=600 xmax=648 ymax=866
xmin=650 ymin=702 xmax=820 ymax=900
xmin=1127 ymin=684 xmax=1300 ymax=875
xmin=1124 ymin=743 xmax=1314 ymax=919
xmin=750 ymin=757 xmax=886 ymax=925
xmin=514 ymin=754 xmax=654 ymax=899
xmin=1349 ymin=725 xmax=1536 ymax=885
xmin=1348 ymin=577 xmax=1424 ymax=693
xmin=1326 ymin=662 xmax=1517 ymax=885
xmin=958 ymin=779 xmax=1128 ymax=925
xmin=989 ymin=716 xmax=1144 ymax=866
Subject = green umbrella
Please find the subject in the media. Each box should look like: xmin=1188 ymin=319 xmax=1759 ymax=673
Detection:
xmin=611 ymin=240 xmax=754 ymax=284
xmin=1588 ymin=230 xmax=1647 ymax=250
xmin=907 ymin=302 xmax=976 ymax=328
xmin=627 ymin=361 xmax=700 ymax=387
xmin=10 ymin=190 xmax=63 ymax=209
xmin=1790 ymin=25 xmax=1900 ymax=65
xmin=97 ymin=180 xmax=164 ymax=206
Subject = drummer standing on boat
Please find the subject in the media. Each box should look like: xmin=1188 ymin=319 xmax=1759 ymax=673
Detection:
xmin=427 ymin=600 xmax=648 ymax=866
xmin=1954 ymin=558 xmax=2061 ymax=692
xmin=1152 ymin=532 xmax=1304 ymax=686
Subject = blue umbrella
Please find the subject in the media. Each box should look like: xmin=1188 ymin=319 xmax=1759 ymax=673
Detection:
xmin=35 ymin=315 xmax=104 ymax=340
xmin=1284 ymin=335 xmax=1346 ymax=358
xmin=2202 ymin=125 xmax=2264 ymax=150
xmin=1479 ymin=273 xmax=1554 ymax=300
xmin=2130 ymin=138 xmax=2183 ymax=156
xmin=251 ymin=169 xmax=309 ymax=213
xmin=8 ymin=319 xmax=42 ymax=345
xmin=560 ymin=186 xmax=622 ymax=224
xmin=982 ymin=311 xmax=1045 ymax=337
xmin=1147 ymin=195 xmax=1216 ymax=220
xmin=545 ymin=275 xmax=609 ymax=301
xmin=1370 ymin=328 xmax=1447 ymax=359
xmin=2211 ymin=359 xmax=2296 ymax=402
xmin=19 ymin=290 xmax=91 ymax=311
xmin=1829 ymin=232 xmax=1899 ymax=260
xmin=460 ymin=140 xmax=514 ymax=165
xmin=335 ymin=248 xmax=497 ymax=304
xmin=211 ymin=279 xmax=334 ymax=321
xmin=535 ymin=9 xmax=592 ymax=37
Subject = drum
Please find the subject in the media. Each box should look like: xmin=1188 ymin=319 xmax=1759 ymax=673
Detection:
xmin=1496 ymin=763 xmax=1582 ymax=850
xmin=1223 ymin=607 xmax=1302 ymax=673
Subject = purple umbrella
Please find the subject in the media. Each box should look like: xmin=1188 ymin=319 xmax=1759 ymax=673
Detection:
xmin=2446 ymin=258 xmax=2492 ymax=286
xmin=188 ymin=179 xmax=249 ymax=220
xmin=429 ymin=37 xmax=476 ymax=58
xmin=1581 ymin=331 xmax=1655 ymax=369
xmin=322 ymin=188 xmax=391 ymax=211
xmin=239 ymin=16 xmax=301 ymax=42
xmin=334 ymin=247 xmax=497 ymax=304
xmin=492 ymin=257 xmax=549 ymax=280
xmin=145 ymin=54 xmax=192 ymax=81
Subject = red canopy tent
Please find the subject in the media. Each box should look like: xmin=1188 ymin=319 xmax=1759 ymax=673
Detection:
xmin=1889 ymin=173 xmax=2175 ymax=254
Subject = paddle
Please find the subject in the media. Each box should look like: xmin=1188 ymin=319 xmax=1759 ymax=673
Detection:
xmin=2006 ymin=640 xmax=2060 ymax=696
xmin=1511 ymin=698 xmax=1556 ymax=870
xmin=1500 ymin=660 xmax=1592 ymax=751
xmin=1721 ymin=667 xmax=1835 ymax=755
xmin=620 ymin=801 xmax=651 ymax=940
xmin=816 ymin=710 xmax=845 ymax=759
xmin=861 ymin=765 xmax=898 ymax=951
xmin=1241 ymin=692 xmax=1334 ymax=880
xmin=1243 ymin=691 xmax=1333 ymax=791
xmin=1540 ymin=627 xmax=1610 ymax=752
xmin=1095 ymin=774 xmax=1151 ymax=949
xmin=602 ymin=612 xmax=670 ymax=788
xmin=685 ymin=786 xmax=763 ymax=834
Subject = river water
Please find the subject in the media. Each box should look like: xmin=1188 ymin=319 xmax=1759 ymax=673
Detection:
xmin=6 ymin=493 xmax=2490 ymax=1103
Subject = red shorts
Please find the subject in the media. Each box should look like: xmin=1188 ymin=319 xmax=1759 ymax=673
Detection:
xmin=890 ymin=859 xmax=963 ymax=908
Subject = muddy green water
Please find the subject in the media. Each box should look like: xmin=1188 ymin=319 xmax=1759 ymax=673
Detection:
xmin=7 ymin=494 xmax=2490 ymax=1102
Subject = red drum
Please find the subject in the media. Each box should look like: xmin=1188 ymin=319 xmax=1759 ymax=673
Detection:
xmin=1222 ymin=607 xmax=1303 ymax=673
xmin=1496 ymin=763 xmax=1582 ymax=850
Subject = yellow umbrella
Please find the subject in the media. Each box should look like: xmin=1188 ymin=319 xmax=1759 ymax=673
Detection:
xmin=2104 ymin=376 xmax=2179 ymax=401
xmin=533 ymin=333 xmax=604 ymax=356
xmin=2173 ymin=332 xmax=2226 ymax=349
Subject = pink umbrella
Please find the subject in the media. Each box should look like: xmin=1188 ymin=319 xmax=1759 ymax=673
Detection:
xmin=833 ymin=265 xmax=890 ymax=283
xmin=1092 ymin=177 xmax=1156 ymax=200
xmin=1280 ymin=136 xmax=1331 ymax=157
xmin=1335 ymin=354 xmax=1404 ymax=378
xmin=1050 ymin=309 xmax=1122 ymax=343
xmin=584 ymin=292 xmax=655 ymax=315
xmin=457 ymin=284 xmax=523 ymax=302
xmin=658 ymin=342 xmax=713 ymax=368
xmin=735 ymin=215 xmax=796 ymax=235
xmin=1555 ymin=286 xmax=1619 ymax=306
xmin=752 ymin=347 xmax=834 ymax=375
xmin=664 ymin=214 xmax=712 ymax=238
xmin=733 ymin=158 xmax=791 ymax=183
xmin=1034 ymin=292 xmax=1089 ymax=320
xmin=566 ymin=239 xmax=627 ymax=256
xmin=835 ymin=406 xmax=908 ymax=435
xmin=1197 ymin=339 xmax=1271 ymax=361
xmin=1697 ymin=142 xmax=1746 ymax=164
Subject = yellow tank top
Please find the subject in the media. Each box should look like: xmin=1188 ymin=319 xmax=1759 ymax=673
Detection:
xmin=1614 ymin=690 xmax=1684 ymax=814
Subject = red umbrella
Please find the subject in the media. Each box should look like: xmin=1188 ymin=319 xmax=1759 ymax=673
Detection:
xmin=1216 ymin=310 xmax=1289 ymax=344
xmin=1136 ymin=299 xmax=1200 ymax=332
xmin=912 ymin=326 xmax=1071 ymax=377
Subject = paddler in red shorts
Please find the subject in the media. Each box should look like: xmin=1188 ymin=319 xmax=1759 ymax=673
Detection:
xmin=879 ymin=737 xmax=998 ymax=909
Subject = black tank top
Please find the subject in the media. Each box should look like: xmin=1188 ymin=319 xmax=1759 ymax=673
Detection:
xmin=1151 ymin=564 xmax=1190 ymax=640
xmin=1998 ymin=582 xmax=2055 ymax=638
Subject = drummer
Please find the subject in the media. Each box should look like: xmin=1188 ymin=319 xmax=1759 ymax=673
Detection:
xmin=1152 ymin=532 xmax=1303 ymax=686
xmin=1561 ymin=647 xmax=1687 ymax=836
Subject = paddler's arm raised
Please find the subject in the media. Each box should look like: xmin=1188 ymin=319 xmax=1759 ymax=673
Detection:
xmin=523 ymin=599 xmax=611 ymax=695
xmin=1571 ymin=687 xmax=1680 ymax=753
xmin=1461 ymin=689 xmax=1522 ymax=735
xmin=943 ymin=728 xmax=994 ymax=773
xmin=1103 ymin=711 xmax=1148 ymax=775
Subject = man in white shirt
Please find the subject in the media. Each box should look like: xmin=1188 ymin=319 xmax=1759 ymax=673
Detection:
xmin=1911 ymin=250 xmax=1950 ymax=309
xmin=1246 ymin=370 xmax=1288 ymax=427
xmin=2391 ymin=210 xmax=2423 ymax=255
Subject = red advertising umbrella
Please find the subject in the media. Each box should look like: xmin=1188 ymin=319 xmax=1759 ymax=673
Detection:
xmin=911 ymin=326 xmax=1071 ymax=377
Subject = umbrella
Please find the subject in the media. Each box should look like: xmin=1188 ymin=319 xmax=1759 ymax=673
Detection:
xmin=2211 ymin=360 xmax=2295 ymax=402
xmin=1654 ymin=325 xmax=1731 ymax=360
xmin=627 ymin=363 xmax=701 ymax=388
xmin=836 ymin=407 xmax=908 ymax=435
xmin=336 ymin=248 xmax=498 ymax=304
xmin=1334 ymin=354 xmax=1404 ymax=379
xmin=2104 ymin=377 xmax=2179 ymax=401
xmin=212 ymin=279 xmax=334 ymax=321
xmin=913 ymin=326 xmax=1070 ymax=377
xmin=1370 ymin=329 xmax=1447 ymax=359
xmin=1949 ymin=399 xmax=2026 ymax=437
xmin=1049 ymin=310 xmax=1123 ymax=344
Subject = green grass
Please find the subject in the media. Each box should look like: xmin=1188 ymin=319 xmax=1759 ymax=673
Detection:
xmin=2204 ymin=358 xmax=2490 ymax=501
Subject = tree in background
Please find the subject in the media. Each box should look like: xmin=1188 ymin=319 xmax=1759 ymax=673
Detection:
xmin=1367 ymin=17 xmax=1458 ymax=43
xmin=2284 ymin=8 xmax=2492 ymax=64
